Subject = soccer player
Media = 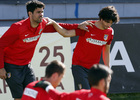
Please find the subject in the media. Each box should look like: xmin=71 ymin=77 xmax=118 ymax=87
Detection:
xmin=44 ymin=5 xmax=119 ymax=90
xmin=0 ymin=1 xmax=92 ymax=100
xmin=34 ymin=64 xmax=113 ymax=100
xmin=21 ymin=60 xmax=65 ymax=100
xmin=71 ymin=6 xmax=119 ymax=90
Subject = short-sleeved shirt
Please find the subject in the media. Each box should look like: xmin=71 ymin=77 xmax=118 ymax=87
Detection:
xmin=73 ymin=21 xmax=114 ymax=69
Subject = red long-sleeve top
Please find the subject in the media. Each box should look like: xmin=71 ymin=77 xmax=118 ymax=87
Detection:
xmin=22 ymin=81 xmax=110 ymax=100
xmin=0 ymin=18 xmax=78 ymax=68
xmin=49 ymin=87 xmax=110 ymax=100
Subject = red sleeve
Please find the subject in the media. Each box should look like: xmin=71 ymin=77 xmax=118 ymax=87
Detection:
xmin=49 ymin=89 xmax=83 ymax=100
xmin=107 ymin=29 xmax=114 ymax=45
xmin=43 ymin=23 xmax=78 ymax=33
xmin=48 ymin=89 xmax=62 ymax=100
xmin=107 ymin=34 xmax=113 ymax=45
xmin=0 ymin=24 xmax=19 ymax=68
xmin=49 ymin=89 xmax=72 ymax=100
xmin=58 ymin=23 xmax=78 ymax=30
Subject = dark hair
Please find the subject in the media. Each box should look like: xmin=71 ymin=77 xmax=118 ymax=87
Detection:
xmin=26 ymin=0 xmax=45 ymax=15
xmin=98 ymin=6 xmax=119 ymax=24
xmin=45 ymin=60 xmax=65 ymax=78
xmin=88 ymin=64 xmax=113 ymax=86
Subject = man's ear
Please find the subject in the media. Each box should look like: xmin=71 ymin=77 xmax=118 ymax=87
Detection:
xmin=51 ymin=73 xmax=59 ymax=80
xmin=28 ymin=11 xmax=32 ymax=17
xmin=99 ymin=78 xmax=105 ymax=87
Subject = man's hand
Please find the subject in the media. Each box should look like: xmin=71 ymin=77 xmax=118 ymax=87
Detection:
xmin=0 ymin=68 xmax=7 ymax=80
xmin=44 ymin=17 xmax=56 ymax=26
xmin=34 ymin=80 xmax=51 ymax=90
xmin=78 ymin=20 xmax=94 ymax=32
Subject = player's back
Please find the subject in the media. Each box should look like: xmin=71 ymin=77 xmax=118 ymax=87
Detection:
xmin=21 ymin=81 xmax=53 ymax=100
xmin=84 ymin=88 xmax=110 ymax=100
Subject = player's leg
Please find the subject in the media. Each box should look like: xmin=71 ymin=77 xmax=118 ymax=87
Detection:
xmin=72 ymin=65 xmax=90 ymax=90
xmin=4 ymin=63 xmax=26 ymax=99
xmin=23 ymin=63 xmax=36 ymax=89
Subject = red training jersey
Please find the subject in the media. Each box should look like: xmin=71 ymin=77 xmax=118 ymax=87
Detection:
xmin=49 ymin=87 xmax=110 ymax=100
xmin=73 ymin=21 xmax=114 ymax=69
xmin=21 ymin=81 xmax=52 ymax=100
xmin=0 ymin=18 xmax=78 ymax=68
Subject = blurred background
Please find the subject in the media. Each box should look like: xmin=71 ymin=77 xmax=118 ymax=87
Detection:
xmin=1 ymin=0 xmax=140 ymax=25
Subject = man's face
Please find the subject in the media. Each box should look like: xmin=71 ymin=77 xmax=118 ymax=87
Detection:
xmin=53 ymin=72 xmax=64 ymax=88
xmin=101 ymin=19 xmax=113 ymax=29
xmin=30 ymin=7 xmax=44 ymax=23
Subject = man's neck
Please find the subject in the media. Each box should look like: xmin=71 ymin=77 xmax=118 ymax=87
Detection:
xmin=30 ymin=21 xmax=39 ymax=28
xmin=30 ymin=18 xmax=39 ymax=28
xmin=92 ymin=86 xmax=104 ymax=93
xmin=94 ymin=20 xmax=104 ymax=30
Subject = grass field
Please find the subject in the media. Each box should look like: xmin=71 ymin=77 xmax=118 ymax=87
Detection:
xmin=108 ymin=93 xmax=140 ymax=100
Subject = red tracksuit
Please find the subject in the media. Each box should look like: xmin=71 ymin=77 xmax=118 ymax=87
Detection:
xmin=0 ymin=18 xmax=78 ymax=68
xmin=22 ymin=83 xmax=110 ymax=100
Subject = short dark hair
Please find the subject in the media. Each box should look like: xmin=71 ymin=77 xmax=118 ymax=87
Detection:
xmin=45 ymin=60 xmax=65 ymax=78
xmin=88 ymin=64 xmax=113 ymax=86
xmin=98 ymin=6 xmax=119 ymax=24
xmin=26 ymin=0 xmax=45 ymax=15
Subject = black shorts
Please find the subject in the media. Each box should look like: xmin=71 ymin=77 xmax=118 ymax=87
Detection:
xmin=4 ymin=63 xmax=36 ymax=98
xmin=72 ymin=65 xmax=90 ymax=90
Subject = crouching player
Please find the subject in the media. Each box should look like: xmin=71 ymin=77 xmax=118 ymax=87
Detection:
xmin=35 ymin=64 xmax=113 ymax=100
xmin=21 ymin=60 xmax=65 ymax=100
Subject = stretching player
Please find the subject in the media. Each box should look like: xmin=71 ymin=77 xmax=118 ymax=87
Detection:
xmin=34 ymin=64 xmax=113 ymax=100
xmin=44 ymin=5 xmax=119 ymax=90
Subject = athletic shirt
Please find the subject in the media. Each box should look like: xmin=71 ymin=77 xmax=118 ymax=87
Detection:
xmin=0 ymin=18 xmax=78 ymax=68
xmin=48 ymin=87 xmax=110 ymax=100
xmin=73 ymin=21 xmax=114 ymax=69
xmin=21 ymin=81 xmax=53 ymax=100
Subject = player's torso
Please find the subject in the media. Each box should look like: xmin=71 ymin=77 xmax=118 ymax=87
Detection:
xmin=4 ymin=19 xmax=45 ymax=65
xmin=72 ymin=25 xmax=113 ymax=68
xmin=78 ymin=25 xmax=113 ymax=49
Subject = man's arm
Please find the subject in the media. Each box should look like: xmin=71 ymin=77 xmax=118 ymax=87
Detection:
xmin=43 ymin=17 xmax=93 ymax=33
xmin=0 ymin=24 xmax=19 ymax=79
xmin=46 ymin=18 xmax=76 ymax=37
xmin=102 ymin=44 xmax=111 ymax=67
xmin=34 ymin=81 xmax=80 ymax=100
xmin=49 ymin=89 xmax=75 ymax=100
xmin=59 ymin=20 xmax=93 ymax=32
xmin=0 ymin=68 xmax=7 ymax=79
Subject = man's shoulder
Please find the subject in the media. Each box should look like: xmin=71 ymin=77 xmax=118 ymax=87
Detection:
xmin=102 ymin=27 xmax=114 ymax=36
xmin=72 ymin=89 xmax=90 ymax=95
xmin=86 ymin=93 xmax=110 ymax=100
xmin=22 ymin=81 xmax=39 ymax=100
xmin=22 ymin=81 xmax=45 ymax=98
xmin=12 ymin=18 xmax=28 ymax=26
xmin=100 ymin=95 xmax=110 ymax=100
xmin=108 ymin=27 xmax=114 ymax=35
xmin=27 ymin=81 xmax=39 ymax=88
